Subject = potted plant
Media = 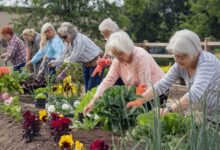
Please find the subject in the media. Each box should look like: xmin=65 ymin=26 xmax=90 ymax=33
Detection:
xmin=35 ymin=93 xmax=48 ymax=109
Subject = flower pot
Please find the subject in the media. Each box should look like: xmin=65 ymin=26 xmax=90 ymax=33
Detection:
xmin=35 ymin=98 xmax=46 ymax=109
xmin=78 ymin=113 xmax=84 ymax=123
xmin=64 ymin=113 xmax=74 ymax=118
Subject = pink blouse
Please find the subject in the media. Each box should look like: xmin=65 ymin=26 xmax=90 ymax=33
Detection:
xmin=94 ymin=46 xmax=165 ymax=98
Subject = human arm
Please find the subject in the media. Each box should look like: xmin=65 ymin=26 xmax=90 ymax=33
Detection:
xmin=83 ymin=59 xmax=121 ymax=114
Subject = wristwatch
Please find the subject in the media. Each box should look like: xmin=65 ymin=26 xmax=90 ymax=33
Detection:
xmin=167 ymin=106 xmax=173 ymax=112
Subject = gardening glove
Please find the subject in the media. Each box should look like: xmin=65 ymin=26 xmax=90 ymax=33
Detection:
xmin=56 ymin=70 xmax=66 ymax=82
xmin=127 ymin=98 xmax=145 ymax=108
xmin=91 ymin=57 xmax=112 ymax=77
xmin=136 ymin=83 xmax=147 ymax=95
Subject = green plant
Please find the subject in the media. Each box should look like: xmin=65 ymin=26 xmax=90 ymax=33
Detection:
xmin=74 ymin=87 xmax=97 ymax=119
xmin=93 ymin=85 xmax=144 ymax=134
xmin=0 ymin=73 xmax=23 ymax=94
xmin=0 ymin=96 xmax=22 ymax=121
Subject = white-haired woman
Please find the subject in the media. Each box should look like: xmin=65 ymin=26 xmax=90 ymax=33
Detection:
xmin=127 ymin=29 xmax=220 ymax=122
xmin=26 ymin=23 xmax=64 ymax=76
xmin=84 ymin=30 xmax=165 ymax=114
xmin=22 ymin=28 xmax=41 ymax=75
xmin=56 ymin=22 xmax=103 ymax=92
xmin=99 ymin=18 xmax=119 ymax=41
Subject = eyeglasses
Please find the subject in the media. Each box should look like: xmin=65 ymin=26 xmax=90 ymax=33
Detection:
xmin=173 ymin=54 xmax=187 ymax=61
xmin=59 ymin=35 xmax=68 ymax=39
xmin=45 ymin=28 xmax=53 ymax=34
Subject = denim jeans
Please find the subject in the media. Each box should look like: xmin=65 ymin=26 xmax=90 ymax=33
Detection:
xmin=13 ymin=62 xmax=26 ymax=72
xmin=82 ymin=64 xmax=104 ymax=92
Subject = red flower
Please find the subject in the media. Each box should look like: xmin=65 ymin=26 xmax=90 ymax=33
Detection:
xmin=136 ymin=83 xmax=147 ymax=95
xmin=50 ymin=113 xmax=61 ymax=121
xmin=90 ymin=139 xmax=109 ymax=150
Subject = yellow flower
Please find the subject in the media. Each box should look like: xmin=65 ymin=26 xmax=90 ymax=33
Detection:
xmin=59 ymin=114 xmax=64 ymax=118
xmin=75 ymin=140 xmax=85 ymax=150
xmin=59 ymin=134 xmax=74 ymax=149
xmin=39 ymin=109 xmax=48 ymax=122
xmin=70 ymin=83 xmax=77 ymax=94
xmin=161 ymin=65 xmax=171 ymax=73
xmin=63 ymin=75 xmax=72 ymax=85
xmin=53 ymin=84 xmax=64 ymax=95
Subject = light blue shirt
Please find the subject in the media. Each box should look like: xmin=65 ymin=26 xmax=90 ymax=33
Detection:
xmin=31 ymin=35 xmax=64 ymax=64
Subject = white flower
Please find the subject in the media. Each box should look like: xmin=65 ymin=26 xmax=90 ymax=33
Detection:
xmin=74 ymin=100 xmax=80 ymax=108
xmin=2 ymin=92 xmax=10 ymax=100
xmin=62 ymin=103 xmax=70 ymax=110
xmin=48 ymin=105 xmax=56 ymax=112
xmin=4 ymin=97 xmax=13 ymax=105
xmin=86 ymin=113 xmax=92 ymax=118
xmin=94 ymin=114 xmax=100 ymax=120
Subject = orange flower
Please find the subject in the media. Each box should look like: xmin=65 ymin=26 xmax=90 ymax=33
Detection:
xmin=0 ymin=67 xmax=10 ymax=77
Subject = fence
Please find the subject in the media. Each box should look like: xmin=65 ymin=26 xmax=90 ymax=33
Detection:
xmin=136 ymin=38 xmax=220 ymax=58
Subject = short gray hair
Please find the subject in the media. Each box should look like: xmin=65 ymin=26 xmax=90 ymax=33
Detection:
xmin=105 ymin=30 xmax=134 ymax=55
xmin=166 ymin=29 xmax=202 ymax=58
xmin=99 ymin=18 xmax=119 ymax=33
xmin=58 ymin=22 xmax=78 ymax=38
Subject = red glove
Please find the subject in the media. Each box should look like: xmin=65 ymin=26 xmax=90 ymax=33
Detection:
xmin=127 ymin=98 xmax=145 ymax=108
xmin=92 ymin=58 xmax=112 ymax=77
xmin=136 ymin=83 xmax=147 ymax=95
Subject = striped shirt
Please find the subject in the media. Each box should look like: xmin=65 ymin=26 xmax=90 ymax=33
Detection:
xmin=64 ymin=33 xmax=102 ymax=63
xmin=154 ymin=51 xmax=220 ymax=114
xmin=7 ymin=35 xmax=26 ymax=66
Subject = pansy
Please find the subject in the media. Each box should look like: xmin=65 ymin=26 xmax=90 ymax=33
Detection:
xmin=59 ymin=134 xmax=74 ymax=149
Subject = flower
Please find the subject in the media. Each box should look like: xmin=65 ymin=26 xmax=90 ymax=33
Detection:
xmin=48 ymin=105 xmax=56 ymax=112
xmin=74 ymin=100 xmax=80 ymax=108
xmin=90 ymin=139 xmax=109 ymax=150
xmin=39 ymin=109 xmax=48 ymax=122
xmin=4 ymin=97 xmax=13 ymax=105
xmin=1 ymin=92 xmax=10 ymax=100
xmin=0 ymin=66 xmax=10 ymax=77
xmin=62 ymin=103 xmax=70 ymax=110
xmin=59 ymin=134 xmax=74 ymax=149
xmin=75 ymin=140 xmax=85 ymax=150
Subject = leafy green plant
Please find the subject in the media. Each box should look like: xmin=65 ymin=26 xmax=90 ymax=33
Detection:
xmin=74 ymin=87 xmax=97 ymax=119
xmin=93 ymin=85 xmax=143 ymax=134
xmin=0 ymin=73 xmax=23 ymax=94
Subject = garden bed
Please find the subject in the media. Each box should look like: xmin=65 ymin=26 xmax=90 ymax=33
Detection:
xmin=0 ymin=100 xmax=116 ymax=150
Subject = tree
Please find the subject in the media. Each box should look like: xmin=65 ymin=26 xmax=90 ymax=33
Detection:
xmin=180 ymin=0 xmax=220 ymax=40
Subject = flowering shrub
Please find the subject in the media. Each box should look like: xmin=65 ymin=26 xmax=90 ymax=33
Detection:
xmin=22 ymin=111 xmax=41 ymax=142
xmin=90 ymin=139 xmax=109 ymax=150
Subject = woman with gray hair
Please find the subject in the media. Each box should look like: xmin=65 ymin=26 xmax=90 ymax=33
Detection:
xmin=57 ymin=22 xmax=103 ymax=92
xmin=22 ymin=28 xmax=41 ymax=75
xmin=127 ymin=29 xmax=220 ymax=122
xmin=84 ymin=30 xmax=165 ymax=114
xmin=99 ymin=18 xmax=119 ymax=40
xmin=26 ymin=23 xmax=64 ymax=77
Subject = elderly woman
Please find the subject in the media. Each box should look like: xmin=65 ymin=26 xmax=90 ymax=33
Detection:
xmin=22 ymin=28 xmax=41 ymax=75
xmin=99 ymin=18 xmax=119 ymax=42
xmin=84 ymin=30 xmax=165 ymax=114
xmin=26 ymin=23 xmax=64 ymax=76
xmin=57 ymin=22 xmax=103 ymax=92
xmin=127 ymin=29 xmax=220 ymax=122
xmin=0 ymin=26 xmax=26 ymax=71
xmin=92 ymin=18 xmax=124 ymax=85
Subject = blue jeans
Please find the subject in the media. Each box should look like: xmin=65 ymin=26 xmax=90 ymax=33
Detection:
xmin=13 ymin=62 xmax=26 ymax=72
xmin=82 ymin=64 xmax=104 ymax=92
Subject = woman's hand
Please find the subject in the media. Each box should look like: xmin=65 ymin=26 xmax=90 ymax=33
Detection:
xmin=127 ymin=98 xmax=145 ymax=108
xmin=83 ymin=101 xmax=95 ymax=116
